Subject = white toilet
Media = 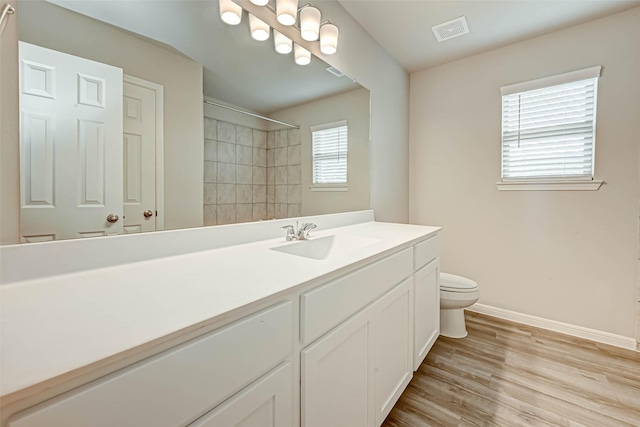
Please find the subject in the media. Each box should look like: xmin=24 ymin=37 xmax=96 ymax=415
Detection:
xmin=439 ymin=273 xmax=480 ymax=338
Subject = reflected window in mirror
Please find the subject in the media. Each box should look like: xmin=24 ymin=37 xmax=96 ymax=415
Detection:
xmin=311 ymin=120 xmax=348 ymax=190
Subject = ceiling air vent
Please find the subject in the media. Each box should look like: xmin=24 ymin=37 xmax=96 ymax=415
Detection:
xmin=431 ymin=16 xmax=470 ymax=42
xmin=326 ymin=66 xmax=345 ymax=77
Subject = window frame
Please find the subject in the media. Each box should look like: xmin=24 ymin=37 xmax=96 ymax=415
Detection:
xmin=497 ymin=66 xmax=603 ymax=191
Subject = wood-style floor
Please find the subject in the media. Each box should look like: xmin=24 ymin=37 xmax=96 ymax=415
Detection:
xmin=382 ymin=311 xmax=640 ymax=427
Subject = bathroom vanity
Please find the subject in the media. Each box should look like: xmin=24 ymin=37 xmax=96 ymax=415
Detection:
xmin=0 ymin=211 xmax=440 ymax=427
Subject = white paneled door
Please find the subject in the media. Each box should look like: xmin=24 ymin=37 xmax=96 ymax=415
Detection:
xmin=19 ymin=42 xmax=123 ymax=242
xmin=122 ymin=76 xmax=162 ymax=234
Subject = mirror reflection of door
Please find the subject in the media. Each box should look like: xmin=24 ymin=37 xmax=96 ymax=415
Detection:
xmin=19 ymin=42 xmax=162 ymax=242
xmin=122 ymin=75 xmax=163 ymax=234
xmin=19 ymin=41 xmax=123 ymax=242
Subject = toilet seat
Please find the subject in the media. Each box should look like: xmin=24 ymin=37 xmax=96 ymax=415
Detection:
xmin=440 ymin=273 xmax=478 ymax=293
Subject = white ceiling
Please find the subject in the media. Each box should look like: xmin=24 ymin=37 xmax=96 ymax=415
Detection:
xmin=338 ymin=0 xmax=640 ymax=73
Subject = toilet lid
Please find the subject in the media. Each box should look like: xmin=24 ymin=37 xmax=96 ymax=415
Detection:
xmin=440 ymin=273 xmax=478 ymax=292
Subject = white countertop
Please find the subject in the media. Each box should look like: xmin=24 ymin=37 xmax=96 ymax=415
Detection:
xmin=0 ymin=219 xmax=439 ymax=404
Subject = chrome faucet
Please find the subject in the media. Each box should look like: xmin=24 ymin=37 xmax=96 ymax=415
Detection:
xmin=297 ymin=222 xmax=317 ymax=240
xmin=281 ymin=221 xmax=317 ymax=241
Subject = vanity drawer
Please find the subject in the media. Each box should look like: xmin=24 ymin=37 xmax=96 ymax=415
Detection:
xmin=9 ymin=301 xmax=293 ymax=427
xmin=414 ymin=235 xmax=440 ymax=271
xmin=301 ymin=248 xmax=413 ymax=344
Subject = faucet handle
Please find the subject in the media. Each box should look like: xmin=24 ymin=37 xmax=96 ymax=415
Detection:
xmin=282 ymin=224 xmax=296 ymax=241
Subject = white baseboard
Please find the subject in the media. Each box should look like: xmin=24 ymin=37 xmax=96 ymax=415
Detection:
xmin=466 ymin=303 xmax=637 ymax=351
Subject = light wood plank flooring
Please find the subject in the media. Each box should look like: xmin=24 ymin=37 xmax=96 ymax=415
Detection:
xmin=382 ymin=311 xmax=640 ymax=427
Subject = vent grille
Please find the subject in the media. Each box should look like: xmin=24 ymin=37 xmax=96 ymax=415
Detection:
xmin=326 ymin=66 xmax=345 ymax=77
xmin=431 ymin=16 xmax=470 ymax=42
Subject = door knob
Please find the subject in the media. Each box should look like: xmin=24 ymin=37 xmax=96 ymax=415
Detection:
xmin=106 ymin=213 xmax=119 ymax=223
xmin=143 ymin=209 xmax=154 ymax=218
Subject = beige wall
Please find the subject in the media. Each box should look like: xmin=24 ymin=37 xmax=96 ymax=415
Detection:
xmin=271 ymin=88 xmax=370 ymax=216
xmin=409 ymin=8 xmax=640 ymax=338
xmin=0 ymin=0 xmax=19 ymax=244
xmin=17 ymin=1 xmax=204 ymax=231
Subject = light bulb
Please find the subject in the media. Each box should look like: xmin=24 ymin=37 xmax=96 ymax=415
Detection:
xmin=250 ymin=0 xmax=269 ymax=5
xmin=276 ymin=0 xmax=298 ymax=26
xmin=249 ymin=14 xmax=270 ymax=41
xmin=219 ymin=0 xmax=242 ymax=25
xmin=274 ymin=30 xmax=293 ymax=54
xmin=294 ymin=44 xmax=311 ymax=65
xmin=300 ymin=6 xmax=321 ymax=41
xmin=320 ymin=23 xmax=338 ymax=54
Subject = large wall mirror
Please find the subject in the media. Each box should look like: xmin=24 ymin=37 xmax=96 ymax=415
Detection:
xmin=8 ymin=0 xmax=370 ymax=244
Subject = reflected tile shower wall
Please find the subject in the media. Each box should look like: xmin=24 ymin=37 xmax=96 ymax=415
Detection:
xmin=203 ymin=117 xmax=301 ymax=225
xmin=268 ymin=128 xmax=302 ymax=220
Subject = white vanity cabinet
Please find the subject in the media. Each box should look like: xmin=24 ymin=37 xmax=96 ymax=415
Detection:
xmin=3 ymin=222 xmax=441 ymax=427
xmin=188 ymin=362 xmax=292 ymax=427
xmin=300 ymin=249 xmax=414 ymax=345
xmin=8 ymin=301 xmax=293 ymax=427
xmin=300 ymin=249 xmax=415 ymax=427
xmin=301 ymin=278 xmax=414 ymax=427
xmin=413 ymin=236 xmax=441 ymax=370
xmin=301 ymin=302 xmax=375 ymax=427
xmin=374 ymin=278 xmax=414 ymax=424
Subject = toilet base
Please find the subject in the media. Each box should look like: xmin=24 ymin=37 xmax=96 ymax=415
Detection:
xmin=440 ymin=308 xmax=468 ymax=338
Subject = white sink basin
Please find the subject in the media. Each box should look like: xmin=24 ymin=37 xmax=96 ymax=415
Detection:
xmin=270 ymin=234 xmax=381 ymax=260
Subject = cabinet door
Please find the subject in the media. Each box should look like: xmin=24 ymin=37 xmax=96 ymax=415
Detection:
xmin=374 ymin=278 xmax=414 ymax=425
xmin=189 ymin=362 xmax=292 ymax=427
xmin=301 ymin=308 xmax=375 ymax=427
xmin=413 ymin=258 xmax=440 ymax=371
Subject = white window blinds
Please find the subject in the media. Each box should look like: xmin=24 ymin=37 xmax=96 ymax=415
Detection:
xmin=500 ymin=66 xmax=601 ymax=181
xmin=311 ymin=120 xmax=348 ymax=184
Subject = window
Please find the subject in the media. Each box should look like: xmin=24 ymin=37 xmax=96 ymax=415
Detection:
xmin=311 ymin=120 xmax=348 ymax=188
xmin=498 ymin=66 xmax=603 ymax=191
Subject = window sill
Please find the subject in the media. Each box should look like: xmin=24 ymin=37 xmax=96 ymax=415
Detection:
xmin=310 ymin=185 xmax=348 ymax=192
xmin=496 ymin=180 xmax=603 ymax=191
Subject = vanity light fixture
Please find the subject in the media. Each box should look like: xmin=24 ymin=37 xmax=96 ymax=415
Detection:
xmin=299 ymin=5 xmax=321 ymax=41
xmin=320 ymin=22 xmax=339 ymax=54
xmin=274 ymin=30 xmax=293 ymax=54
xmin=249 ymin=13 xmax=270 ymax=41
xmin=219 ymin=0 xmax=339 ymax=62
xmin=294 ymin=43 xmax=311 ymax=65
xmin=219 ymin=0 xmax=242 ymax=25
xmin=276 ymin=0 xmax=298 ymax=26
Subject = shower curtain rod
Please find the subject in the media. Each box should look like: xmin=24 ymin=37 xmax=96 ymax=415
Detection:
xmin=203 ymin=99 xmax=300 ymax=129
xmin=0 ymin=3 xmax=15 ymax=37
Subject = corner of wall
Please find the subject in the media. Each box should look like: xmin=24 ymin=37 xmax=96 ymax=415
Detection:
xmin=0 ymin=0 xmax=20 ymax=244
